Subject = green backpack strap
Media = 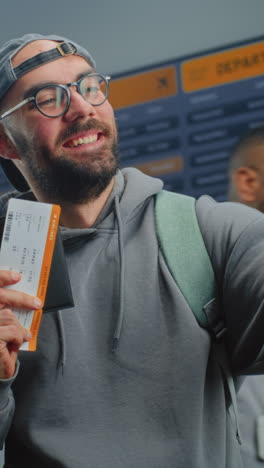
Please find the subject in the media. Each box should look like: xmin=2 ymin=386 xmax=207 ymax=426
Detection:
xmin=154 ymin=190 xmax=242 ymax=444
xmin=155 ymin=190 xmax=215 ymax=328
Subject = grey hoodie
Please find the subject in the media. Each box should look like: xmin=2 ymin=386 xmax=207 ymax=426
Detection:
xmin=238 ymin=375 xmax=264 ymax=466
xmin=0 ymin=167 xmax=264 ymax=468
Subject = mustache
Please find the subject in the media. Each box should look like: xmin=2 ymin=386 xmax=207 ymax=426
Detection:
xmin=56 ymin=119 xmax=111 ymax=146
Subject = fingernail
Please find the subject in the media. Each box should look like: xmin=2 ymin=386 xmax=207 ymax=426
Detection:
xmin=34 ymin=298 xmax=42 ymax=309
xmin=11 ymin=272 xmax=20 ymax=281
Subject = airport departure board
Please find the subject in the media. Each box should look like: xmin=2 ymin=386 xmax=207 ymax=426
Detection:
xmin=0 ymin=36 xmax=264 ymax=200
xmin=110 ymin=36 xmax=264 ymax=200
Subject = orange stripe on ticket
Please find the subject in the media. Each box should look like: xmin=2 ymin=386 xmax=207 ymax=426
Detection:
xmin=109 ymin=66 xmax=177 ymax=109
xmin=182 ymin=41 xmax=264 ymax=92
xmin=29 ymin=309 xmax=43 ymax=351
xmin=29 ymin=204 xmax=61 ymax=351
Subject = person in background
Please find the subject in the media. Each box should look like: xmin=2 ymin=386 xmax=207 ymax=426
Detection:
xmin=228 ymin=126 xmax=264 ymax=211
xmin=0 ymin=33 xmax=264 ymax=468
xmin=228 ymin=126 xmax=264 ymax=467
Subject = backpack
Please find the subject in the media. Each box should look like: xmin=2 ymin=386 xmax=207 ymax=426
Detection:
xmin=154 ymin=190 xmax=242 ymax=444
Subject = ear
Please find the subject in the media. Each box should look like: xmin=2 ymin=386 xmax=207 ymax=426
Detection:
xmin=0 ymin=125 xmax=20 ymax=161
xmin=233 ymin=167 xmax=259 ymax=204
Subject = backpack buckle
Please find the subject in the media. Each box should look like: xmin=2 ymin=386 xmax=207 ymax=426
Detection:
xmin=203 ymin=298 xmax=226 ymax=342
xmin=213 ymin=321 xmax=227 ymax=342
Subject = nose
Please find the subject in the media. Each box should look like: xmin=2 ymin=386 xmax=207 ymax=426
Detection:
xmin=63 ymin=87 xmax=96 ymax=122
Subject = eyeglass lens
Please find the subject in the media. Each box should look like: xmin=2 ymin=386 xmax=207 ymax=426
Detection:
xmin=35 ymin=74 xmax=108 ymax=117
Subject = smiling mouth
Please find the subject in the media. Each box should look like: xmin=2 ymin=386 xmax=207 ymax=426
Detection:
xmin=64 ymin=133 xmax=101 ymax=148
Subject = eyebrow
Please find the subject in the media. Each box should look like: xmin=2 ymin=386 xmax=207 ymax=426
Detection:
xmin=22 ymin=69 xmax=95 ymax=99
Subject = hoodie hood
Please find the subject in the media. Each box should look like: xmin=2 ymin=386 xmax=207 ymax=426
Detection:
xmin=113 ymin=168 xmax=163 ymax=225
xmin=60 ymin=168 xmax=163 ymax=237
xmin=0 ymin=168 xmax=163 ymax=234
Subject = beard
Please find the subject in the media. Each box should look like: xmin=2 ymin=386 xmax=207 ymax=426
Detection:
xmin=12 ymin=119 xmax=119 ymax=204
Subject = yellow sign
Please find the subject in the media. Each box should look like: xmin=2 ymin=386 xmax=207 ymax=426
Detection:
xmin=134 ymin=156 xmax=183 ymax=176
xmin=109 ymin=66 xmax=177 ymax=109
xmin=182 ymin=41 xmax=264 ymax=92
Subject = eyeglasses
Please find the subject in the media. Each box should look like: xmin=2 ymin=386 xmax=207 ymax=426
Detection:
xmin=0 ymin=73 xmax=111 ymax=120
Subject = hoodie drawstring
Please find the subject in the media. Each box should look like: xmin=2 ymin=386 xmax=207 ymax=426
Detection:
xmin=57 ymin=310 xmax=66 ymax=374
xmin=112 ymin=195 xmax=125 ymax=351
xmin=56 ymin=194 xmax=125 ymax=370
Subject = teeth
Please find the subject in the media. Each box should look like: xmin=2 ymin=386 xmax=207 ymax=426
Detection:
xmin=69 ymin=135 xmax=98 ymax=147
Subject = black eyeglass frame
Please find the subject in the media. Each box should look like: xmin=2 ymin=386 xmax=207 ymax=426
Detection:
xmin=0 ymin=73 xmax=111 ymax=120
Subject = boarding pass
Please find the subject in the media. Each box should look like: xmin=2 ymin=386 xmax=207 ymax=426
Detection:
xmin=0 ymin=198 xmax=60 ymax=351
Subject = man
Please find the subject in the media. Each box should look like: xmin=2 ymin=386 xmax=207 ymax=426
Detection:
xmin=228 ymin=127 xmax=264 ymax=467
xmin=228 ymin=126 xmax=264 ymax=211
xmin=0 ymin=33 xmax=264 ymax=468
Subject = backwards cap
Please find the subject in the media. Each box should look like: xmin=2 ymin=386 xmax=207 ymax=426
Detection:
xmin=0 ymin=33 xmax=96 ymax=191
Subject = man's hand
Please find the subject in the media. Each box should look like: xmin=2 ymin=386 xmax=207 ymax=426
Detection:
xmin=0 ymin=270 xmax=42 ymax=379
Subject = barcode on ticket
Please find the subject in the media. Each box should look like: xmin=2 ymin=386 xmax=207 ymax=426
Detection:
xmin=4 ymin=211 xmax=14 ymax=242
